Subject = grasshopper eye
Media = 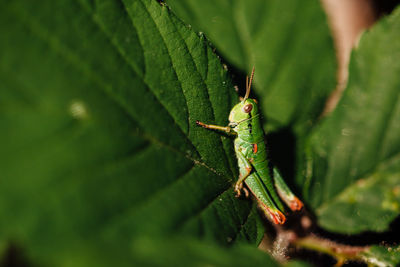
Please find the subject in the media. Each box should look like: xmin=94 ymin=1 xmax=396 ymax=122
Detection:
xmin=243 ymin=104 xmax=253 ymax=113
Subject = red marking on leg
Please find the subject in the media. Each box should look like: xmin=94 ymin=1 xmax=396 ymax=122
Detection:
xmin=289 ymin=197 xmax=304 ymax=211
xmin=252 ymin=143 xmax=258 ymax=153
xmin=268 ymin=208 xmax=286 ymax=225
xmin=245 ymin=166 xmax=251 ymax=173
xmin=242 ymin=185 xmax=286 ymax=225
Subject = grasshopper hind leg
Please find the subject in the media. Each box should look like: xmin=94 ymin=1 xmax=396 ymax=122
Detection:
xmin=273 ymin=168 xmax=303 ymax=211
xmin=245 ymin=172 xmax=286 ymax=225
xmin=235 ymin=150 xmax=286 ymax=224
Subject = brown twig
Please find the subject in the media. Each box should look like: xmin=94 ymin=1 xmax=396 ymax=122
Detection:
xmin=293 ymin=234 xmax=369 ymax=266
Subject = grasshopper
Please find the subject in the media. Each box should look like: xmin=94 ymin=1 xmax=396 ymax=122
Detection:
xmin=196 ymin=68 xmax=303 ymax=224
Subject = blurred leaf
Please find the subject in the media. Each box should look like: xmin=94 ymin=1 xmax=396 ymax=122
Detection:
xmin=166 ymin=0 xmax=336 ymax=132
xmin=131 ymin=237 xmax=280 ymax=267
xmin=0 ymin=0 xmax=266 ymax=264
xmin=360 ymin=245 xmax=400 ymax=267
xmin=284 ymin=261 xmax=311 ymax=267
xmin=0 ymin=237 xmax=280 ymax=267
xmin=301 ymin=7 xmax=400 ymax=233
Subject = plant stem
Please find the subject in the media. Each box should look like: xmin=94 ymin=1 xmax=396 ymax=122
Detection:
xmin=293 ymin=234 xmax=369 ymax=266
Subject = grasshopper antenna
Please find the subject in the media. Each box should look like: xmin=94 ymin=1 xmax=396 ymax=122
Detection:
xmin=243 ymin=66 xmax=255 ymax=101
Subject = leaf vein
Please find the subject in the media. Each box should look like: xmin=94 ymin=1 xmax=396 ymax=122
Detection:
xmin=129 ymin=0 xmax=191 ymax=135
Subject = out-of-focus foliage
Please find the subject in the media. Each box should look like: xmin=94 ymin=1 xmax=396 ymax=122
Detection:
xmin=361 ymin=245 xmax=400 ymax=267
xmin=167 ymin=0 xmax=336 ymax=132
xmin=302 ymin=8 xmax=400 ymax=234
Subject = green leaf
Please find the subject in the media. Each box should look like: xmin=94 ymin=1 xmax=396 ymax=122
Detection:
xmin=360 ymin=245 xmax=400 ymax=267
xmin=131 ymin=237 xmax=281 ymax=267
xmin=301 ymin=7 xmax=400 ymax=233
xmin=284 ymin=261 xmax=311 ymax=267
xmin=1 ymin=237 xmax=281 ymax=267
xmin=166 ymin=0 xmax=336 ymax=131
xmin=0 ymin=0 xmax=264 ymax=264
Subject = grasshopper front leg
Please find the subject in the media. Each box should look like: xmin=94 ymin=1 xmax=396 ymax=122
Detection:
xmin=234 ymin=148 xmax=252 ymax=197
xmin=196 ymin=121 xmax=247 ymax=196
xmin=196 ymin=121 xmax=236 ymax=135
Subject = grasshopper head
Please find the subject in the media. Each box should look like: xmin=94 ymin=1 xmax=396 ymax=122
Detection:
xmin=228 ymin=67 xmax=259 ymax=129
xmin=228 ymin=98 xmax=259 ymax=128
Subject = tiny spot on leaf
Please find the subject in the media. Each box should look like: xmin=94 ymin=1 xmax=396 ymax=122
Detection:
xmin=69 ymin=100 xmax=88 ymax=120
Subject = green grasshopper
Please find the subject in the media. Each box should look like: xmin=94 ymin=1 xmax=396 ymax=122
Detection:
xmin=196 ymin=68 xmax=303 ymax=224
